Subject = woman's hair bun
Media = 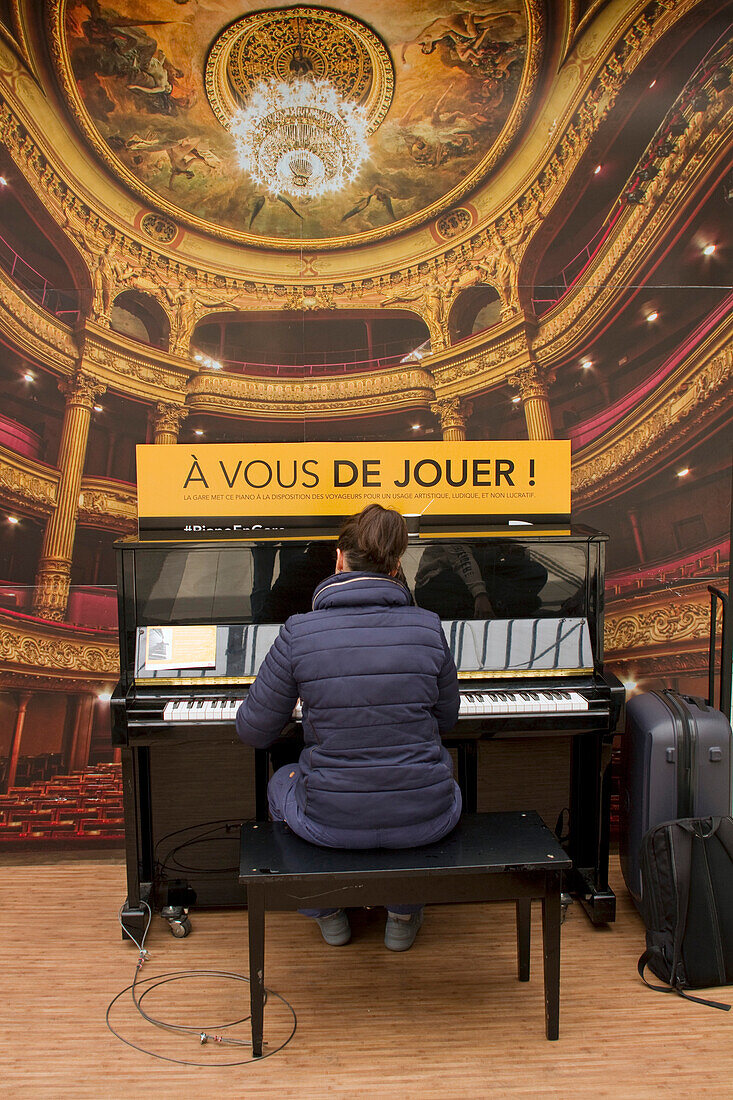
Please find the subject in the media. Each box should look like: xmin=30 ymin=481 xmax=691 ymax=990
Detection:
xmin=338 ymin=503 xmax=408 ymax=574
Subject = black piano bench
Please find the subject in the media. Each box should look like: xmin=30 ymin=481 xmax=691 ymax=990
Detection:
xmin=238 ymin=811 xmax=571 ymax=1055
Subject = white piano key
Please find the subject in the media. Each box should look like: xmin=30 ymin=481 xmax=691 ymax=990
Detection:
xmin=568 ymin=691 xmax=588 ymax=711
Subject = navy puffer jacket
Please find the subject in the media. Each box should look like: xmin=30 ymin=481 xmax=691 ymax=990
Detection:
xmin=236 ymin=571 xmax=461 ymax=847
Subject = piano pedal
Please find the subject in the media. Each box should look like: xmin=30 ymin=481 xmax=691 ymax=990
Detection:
xmin=161 ymin=904 xmax=192 ymax=938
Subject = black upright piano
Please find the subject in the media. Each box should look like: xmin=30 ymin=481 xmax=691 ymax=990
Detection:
xmin=112 ymin=525 xmax=624 ymax=937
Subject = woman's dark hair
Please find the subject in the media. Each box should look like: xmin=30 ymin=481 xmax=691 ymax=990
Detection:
xmin=338 ymin=503 xmax=408 ymax=575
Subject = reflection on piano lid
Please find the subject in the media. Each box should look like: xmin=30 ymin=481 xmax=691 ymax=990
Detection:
xmin=443 ymin=617 xmax=593 ymax=674
xmin=136 ymin=616 xmax=593 ymax=684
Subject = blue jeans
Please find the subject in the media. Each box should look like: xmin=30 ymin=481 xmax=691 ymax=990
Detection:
xmin=268 ymin=765 xmax=423 ymax=919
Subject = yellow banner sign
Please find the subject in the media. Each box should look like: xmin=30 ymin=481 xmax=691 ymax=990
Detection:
xmin=136 ymin=441 xmax=570 ymax=536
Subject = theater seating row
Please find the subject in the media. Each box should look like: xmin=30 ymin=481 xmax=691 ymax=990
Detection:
xmin=0 ymin=753 xmax=64 ymax=788
xmin=0 ymin=763 xmax=124 ymax=842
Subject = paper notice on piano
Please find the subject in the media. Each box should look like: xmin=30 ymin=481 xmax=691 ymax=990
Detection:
xmin=144 ymin=625 xmax=218 ymax=670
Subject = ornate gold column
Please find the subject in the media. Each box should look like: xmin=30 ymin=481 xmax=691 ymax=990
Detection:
xmin=33 ymin=370 xmax=106 ymax=620
xmin=3 ymin=691 xmax=32 ymax=793
xmin=152 ymin=401 xmax=188 ymax=445
xmin=508 ymin=366 xmax=554 ymax=440
xmin=430 ymin=398 xmax=473 ymax=441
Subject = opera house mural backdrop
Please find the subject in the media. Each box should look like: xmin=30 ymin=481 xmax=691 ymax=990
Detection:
xmin=0 ymin=0 xmax=730 ymax=847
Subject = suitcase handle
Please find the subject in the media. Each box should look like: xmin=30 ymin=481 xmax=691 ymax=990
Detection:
xmin=707 ymin=586 xmax=729 ymax=713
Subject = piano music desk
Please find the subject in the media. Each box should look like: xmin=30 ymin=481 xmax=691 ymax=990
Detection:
xmin=239 ymin=811 xmax=572 ymax=1055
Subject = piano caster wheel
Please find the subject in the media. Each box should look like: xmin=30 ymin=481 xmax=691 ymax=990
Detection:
xmin=169 ymin=916 xmax=192 ymax=938
xmin=161 ymin=904 xmax=192 ymax=938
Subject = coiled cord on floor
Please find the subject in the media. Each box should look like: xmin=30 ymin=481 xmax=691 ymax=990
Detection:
xmin=105 ymin=901 xmax=297 ymax=1066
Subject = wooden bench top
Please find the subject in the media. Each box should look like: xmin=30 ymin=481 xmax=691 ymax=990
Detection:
xmin=239 ymin=811 xmax=571 ymax=884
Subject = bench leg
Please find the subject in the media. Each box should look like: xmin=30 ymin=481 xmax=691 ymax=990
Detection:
xmin=541 ymin=871 xmax=562 ymax=1040
xmin=516 ymin=899 xmax=531 ymax=981
xmin=247 ymin=885 xmax=266 ymax=1057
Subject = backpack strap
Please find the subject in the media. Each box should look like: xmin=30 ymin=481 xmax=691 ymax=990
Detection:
xmin=668 ymin=823 xmax=693 ymax=991
xmin=638 ymin=949 xmax=731 ymax=1010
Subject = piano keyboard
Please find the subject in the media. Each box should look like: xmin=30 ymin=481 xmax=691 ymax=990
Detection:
xmin=458 ymin=690 xmax=587 ymax=715
xmin=163 ymin=699 xmax=303 ymax=721
xmin=162 ymin=690 xmax=588 ymax=723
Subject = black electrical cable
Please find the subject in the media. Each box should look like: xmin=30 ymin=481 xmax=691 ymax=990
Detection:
xmin=158 ymin=830 xmax=243 ymax=876
xmin=154 ymin=819 xmax=247 ymax=882
xmin=160 ymin=839 xmax=239 ymax=876
xmin=107 ymin=902 xmax=297 ymax=1065
xmin=153 ymin=817 xmax=247 ymax=862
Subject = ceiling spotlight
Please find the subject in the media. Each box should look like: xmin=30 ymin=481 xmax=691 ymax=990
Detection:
xmin=649 ymin=79 xmax=657 ymax=89
xmin=646 ymin=310 xmax=659 ymax=322
xmin=0 ymin=176 xmax=7 ymax=186
xmin=511 ymin=396 xmax=521 ymax=404
xmin=7 ymin=515 xmax=19 ymax=524
xmin=703 ymin=243 xmax=716 ymax=256
xmin=411 ymin=423 xmax=421 ymax=431
xmin=594 ymin=164 xmax=602 ymax=175
xmin=23 ymin=372 xmax=34 ymax=382
xmin=676 ymin=467 xmax=690 ymax=478
xmin=581 ymin=359 xmax=592 ymax=370
xmin=93 ymin=404 xmax=103 ymax=412
xmin=194 ymin=429 xmax=204 ymax=436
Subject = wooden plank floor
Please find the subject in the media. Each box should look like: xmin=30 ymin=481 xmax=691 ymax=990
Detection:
xmin=2 ymin=852 xmax=732 ymax=1099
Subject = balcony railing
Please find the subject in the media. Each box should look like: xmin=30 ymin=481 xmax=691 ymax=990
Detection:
xmin=606 ymin=540 xmax=729 ymax=597
xmin=193 ymin=349 xmax=414 ymax=377
xmin=531 ymin=206 xmax=623 ymax=315
xmin=566 ymin=292 xmax=733 ymax=450
xmin=0 ymin=232 xmax=79 ymax=322
xmin=532 ymin=35 xmax=732 ymax=318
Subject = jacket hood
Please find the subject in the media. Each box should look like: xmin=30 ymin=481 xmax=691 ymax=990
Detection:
xmin=312 ymin=571 xmax=412 ymax=612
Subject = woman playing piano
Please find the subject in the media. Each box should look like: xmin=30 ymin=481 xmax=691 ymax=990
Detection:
xmin=236 ymin=503 xmax=462 ymax=950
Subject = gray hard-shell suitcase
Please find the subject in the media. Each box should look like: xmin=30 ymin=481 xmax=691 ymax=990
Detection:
xmin=619 ymin=584 xmax=733 ymax=909
xmin=619 ymin=689 xmax=732 ymax=908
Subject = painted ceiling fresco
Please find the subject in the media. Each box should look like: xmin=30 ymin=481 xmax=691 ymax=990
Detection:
xmin=57 ymin=0 xmax=532 ymax=246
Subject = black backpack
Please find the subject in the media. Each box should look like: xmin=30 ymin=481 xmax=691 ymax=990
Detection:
xmin=638 ymin=816 xmax=733 ymax=1010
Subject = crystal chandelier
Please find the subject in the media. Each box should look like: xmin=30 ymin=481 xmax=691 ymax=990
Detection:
xmin=230 ymin=77 xmax=370 ymax=199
